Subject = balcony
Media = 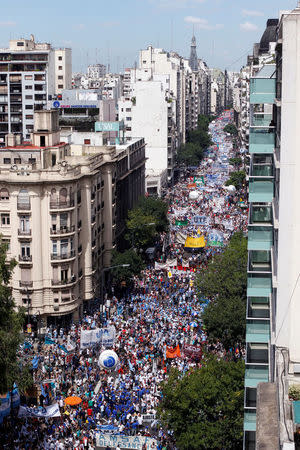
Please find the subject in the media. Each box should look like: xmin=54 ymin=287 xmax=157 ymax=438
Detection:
xmin=246 ymin=321 xmax=270 ymax=344
xmin=19 ymin=280 xmax=33 ymax=288
xmin=248 ymin=250 xmax=271 ymax=273
xmin=247 ymin=297 xmax=270 ymax=319
xmin=17 ymin=202 xmax=31 ymax=211
xmin=50 ymin=250 xmax=75 ymax=261
xmin=246 ymin=343 xmax=269 ymax=365
xmin=249 ymin=205 xmax=272 ymax=226
xmin=244 ymin=365 xmax=269 ymax=388
xmin=51 ymin=276 xmax=76 ymax=286
xmin=244 ymin=410 xmax=257 ymax=432
xmin=250 ymin=78 xmax=276 ymax=104
xmin=247 ymin=275 xmax=272 ymax=297
xmin=18 ymin=229 xmax=32 ymax=237
xmin=49 ymin=199 xmax=75 ymax=210
xmin=248 ymin=227 xmax=273 ymax=251
xmin=50 ymin=225 xmax=75 ymax=235
xmin=250 ymin=156 xmax=273 ymax=177
xmin=249 ymin=129 xmax=275 ymax=154
xmin=18 ymin=255 xmax=32 ymax=263
xmin=249 ymin=179 xmax=274 ymax=203
xmin=251 ymin=113 xmax=273 ymax=127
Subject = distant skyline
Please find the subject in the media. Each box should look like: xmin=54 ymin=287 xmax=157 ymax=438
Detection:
xmin=0 ymin=0 xmax=297 ymax=73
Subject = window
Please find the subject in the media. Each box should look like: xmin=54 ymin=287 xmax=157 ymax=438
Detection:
xmin=126 ymin=117 xmax=132 ymax=121
xmin=21 ymin=244 xmax=30 ymax=257
xmin=125 ymin=108 xmax=131 ymax=112
xmin=52 ymin=241 xmax=57 ymax=255
xmin=0 ymin=188 xmax=9 ymax=200
xmin=1 ymin=214 xmax=10 ymax=225
xmin=26 ymin=125 xmax=33 ymax=130
xmin=25 ymin=95 xmax=33 ymax=100
xmin=25 ymin=85 xmax=33 ymax=90
xmin=25 ymin=115 xmax=33 ymax=120
xmin=20 ymin=215 xmax=30 ymax=232
xmin=2 ymin=239 xmax=10 ymax=251
xmin=84 ymin=139 xmax=90 ymax=145
xmin=3 ymin=158 xmax=11 ymax=164
xmin=14 ymin=158 xmax=21 ymax=164
xmin=58 ymin=66 xmax=63 ymax=70
xmin=61 ymin=269 xmax=68 ymax=281
xmin=58 ymin=84 xmax=63 ymax=89
xmin=28 ymin=158 xmax=36 ymax=164
xmin=17 ymin=189 xmax=30 ymax=210
xmin=58 ymin=75 xmax=63 ymax=80
xmin=58 ymin=56 xmax=62 ymax=61
xmin=25 ymin=105 xmax=33 ymax=110
xmin=25 ymin=75 xmax=32 ymax=80
xmin=60 ymin=213 xmax=68 ymax=229
xmin=17 ymin=42 xmax=24 ymax=47
xmin=59 ymin=188 xmax=67 ymax=204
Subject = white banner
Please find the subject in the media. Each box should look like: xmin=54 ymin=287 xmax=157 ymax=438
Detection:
xmin=80 ymin=326 xmax=116 ymax=349
xmin=18 ymin=403 xmax=61 ymax=418
xmin=96 ymin=434 xmax=157 ymax=450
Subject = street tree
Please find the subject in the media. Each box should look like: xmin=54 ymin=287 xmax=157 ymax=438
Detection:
xmin=137 ymin=196 xmax=169 ymax=233
xmin=176 ymin=143 xmax=203 ymax=167
xmin=225 ymin=170 xmax=246 ymax=189
xmin=196 ymin=232 xmax=247 ymax=350
xmin=126 ymin=208 xmax=157 ymax=249
xmin=110 ymin=249 xmax=145 ymax=285
xmin=0 ymin=238 xmax=33 ymax=394
xmin=223 ymin=123 xmax=238 ymax=136
xmin=158 ymin=357 xmax=245 ymax=450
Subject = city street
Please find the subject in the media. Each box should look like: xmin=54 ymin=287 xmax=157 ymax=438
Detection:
xmin=0 ymin=111 xmax=248 ymax=449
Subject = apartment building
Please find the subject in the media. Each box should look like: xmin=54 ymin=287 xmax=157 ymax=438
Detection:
xmin=0 ymin=109 xmax=145 ymax=331
xmin=243 ymin=8 xmax=300 ymax=449
xmin=0 ymin=35 xmax=71 ymax=143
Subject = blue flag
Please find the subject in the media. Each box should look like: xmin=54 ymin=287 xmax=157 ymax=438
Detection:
xmin=45 ymin=336 xmax=55 ymax=345
xmin=58 ymin=344 xmax=69 ymax=354
xmin=32 ymin=356 xmax=39 ymax=369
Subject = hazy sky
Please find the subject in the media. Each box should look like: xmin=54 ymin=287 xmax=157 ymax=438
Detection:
xmin=0 ymin=0 xmax=297 ymax=73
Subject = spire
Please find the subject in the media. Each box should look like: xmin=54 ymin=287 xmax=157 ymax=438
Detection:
xmin=189 ymin=35 xmax=198 ymax=72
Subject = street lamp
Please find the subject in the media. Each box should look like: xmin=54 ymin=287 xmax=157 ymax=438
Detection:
xmin=100 ymin=264 xmax=130 ymax=321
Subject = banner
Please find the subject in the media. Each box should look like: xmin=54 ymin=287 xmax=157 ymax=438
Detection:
xmin=80 ymin=326 xmax=116 ymax=349
xmin=184 ymin=344 xmax=202 ymax=361
xmin=166 ymin=344 xmax=181 ymax=359
xmin=18 ymin=403 xmax=61 ymax=418
xmin=191 ymin=215 xmax=210 ymax=226
xmin=175 ymin=219 xmax=189 ymax=226
xmin=96 ymin=434 xmax=157 ymax=450
xmin=207 ymin=230 xmax=224 ymax=248
xmin=142 ymin=413 xmax=156 ymax=424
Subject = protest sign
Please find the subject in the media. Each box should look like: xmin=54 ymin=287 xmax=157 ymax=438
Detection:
xmin=80 ymin=326 xmax=116 ymax=349
xmin=184 ymin=344 xmax=202 ymax=360
xmin=18 ymin=403 xmax=61 ymax=418
xmin=96 ymin=434 xmax=157 ymax=450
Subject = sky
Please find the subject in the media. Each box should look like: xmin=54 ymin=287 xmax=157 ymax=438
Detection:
xmin=0 ymin=0 xmax=297 ymax=73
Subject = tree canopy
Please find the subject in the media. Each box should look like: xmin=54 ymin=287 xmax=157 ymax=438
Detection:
xmin=176 ymin=143 xmax=203 ymax=166
xmin=223 ymin=123 xmax=238 ymax=136
xmin=158 ymin=357 xmax=245 ymax=450
xmin=110 ymin=249 xmax=145 ymax=285
xmin=196 ymin=232 xmax=247 ymax=350
xmin=0 ymin=238 xmax=33 ymax=394
xmin=225 ymin=170 xmax=246 ymax=189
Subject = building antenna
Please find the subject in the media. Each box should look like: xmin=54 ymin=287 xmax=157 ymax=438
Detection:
xmin=170 ymin=19 xmax=174 ymax=51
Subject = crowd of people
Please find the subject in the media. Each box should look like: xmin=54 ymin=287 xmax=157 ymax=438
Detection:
xmin=0 ymin=111 xmax=248 ymax=450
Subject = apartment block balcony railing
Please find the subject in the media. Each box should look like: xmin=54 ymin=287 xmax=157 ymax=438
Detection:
xmin=249 ymin=179 xmax=274 ymax=203
xmin=247 ymin=275 xmax=272 ymax=297
xmin=244 ymin=365 xmax=269 ymax=388
xmin=50 ymin=225 xmax=75 ymax=234
xmin=17 ymin=202 xmax=31 ymax=211
xmin=250 ymin=77 xmax=276 ymax=104
xmin=50 ymin=250 xmax=75 ymax=260
xmin=18 ymin=229 xmax=32 ymax=236
xmin=251 ymin=113 xmax=273 ymax=127
xmin=248 ymin=226 xmax=273 ymax=251
xmin=18 ymin=255 xmax=32 ymax=262
xmin=249 ymin=204 xmax=272 ymax=226
xmin=51 ymin=276 xmax=76 ymax=286
xmin=49 ymin=199 xmax=75 ymax=210
xmin=247 ymin=297 xmax=270 ymax=319
xmin=19 ymin=280 xmax=33 ymax=288
xmin=249 ymin=129 xmax=275 ymax=154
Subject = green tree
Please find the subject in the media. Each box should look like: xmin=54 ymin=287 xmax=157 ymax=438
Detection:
xmin=226 ymin=170 xmax=246 ymax=189
xmin=158 ymin=357 xmax=245 ymax=450
xmin=177 ymin=143 xmax=203 ymax=166
xmin=229 ymin=157 xmax=242 ymax=168
xmin=187 ymin=128 xmax=212 ymax=150
xmin=0 ymin=238 xmax=33 ymax=394
xmin=196 ymin=232 xmax=247 ymax=350
xmin=110 ymin=249 xmax=145 ymax=284
xmin=223 ymin=123 xmax=238 ymax=136
xmin=137 ymin=196 xmax=169 ymax=233
xmin=126 ymin=208 xmax=157 ymax=248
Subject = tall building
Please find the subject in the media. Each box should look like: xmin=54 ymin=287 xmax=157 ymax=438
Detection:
xmin=0 ymin=110 xmax=145 ymax=331
xmin=243 ymin=7 xmax=300 ymax=449
xmin=0 ymin=35 xmax=71 ymax=143
xmin=87 ymin=64 xmax=106 ymax=80
xmin=189 ymin=35 xmax=198 ymax=72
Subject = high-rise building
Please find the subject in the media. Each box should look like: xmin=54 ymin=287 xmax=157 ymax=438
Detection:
xmin=0 ymin=35 xmax=71 ymax=144
xmin=189 ymin=35 xmax=198 ymax=72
